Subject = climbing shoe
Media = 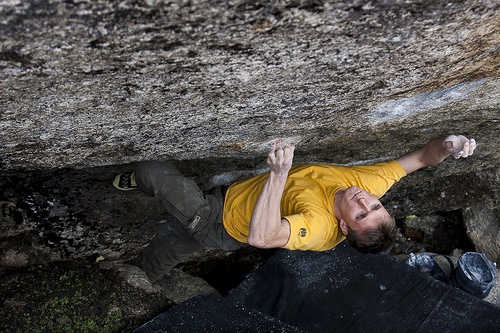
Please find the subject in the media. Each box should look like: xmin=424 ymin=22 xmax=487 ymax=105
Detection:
xmin=113 ymin=171 xmax=139 ymax=191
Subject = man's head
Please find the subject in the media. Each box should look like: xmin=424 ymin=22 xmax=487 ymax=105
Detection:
xmin=335 ymin=186 xmax=396 ymax=254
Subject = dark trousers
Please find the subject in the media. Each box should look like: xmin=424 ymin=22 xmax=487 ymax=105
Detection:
xmin=130 ymin=161 xmax=245 ymax=283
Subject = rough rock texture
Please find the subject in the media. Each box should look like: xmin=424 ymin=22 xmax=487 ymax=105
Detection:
xmin=1 ymin=0 xmax=499 ymax=170
xmin=463 ymin=204 xmax=500 ymax=264
xmin=154 ymin=268 xmax=219 ymax=304
xmin=398 ymin=212 xmax=474 ymax=254
xmin=1 ymin=0 xmax=499 ymax=286
xmin=485 ymin=269 xmax=500 ymax=307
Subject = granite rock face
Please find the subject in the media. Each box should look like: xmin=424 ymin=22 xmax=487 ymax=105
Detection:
xmin=1 ymin=0 xmax=499 ymax=170
xmin=463 ymin=204 xmax=500 ymax=264
xmin=1 ymin=0 xmax=499 ymax=273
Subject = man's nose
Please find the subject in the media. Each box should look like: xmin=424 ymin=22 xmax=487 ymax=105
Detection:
xmin=359 ymin=198 xmax=370 ymax=209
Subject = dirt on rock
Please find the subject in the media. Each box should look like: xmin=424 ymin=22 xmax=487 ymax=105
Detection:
xmin=0 ymin=246 xmax=276 ymax=333
xmin=0 ymin=259 xmax=173 ymax=333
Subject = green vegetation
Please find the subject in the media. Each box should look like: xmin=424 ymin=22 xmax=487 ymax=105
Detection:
xmin=0 ymin=260 xmax=172 ymax=333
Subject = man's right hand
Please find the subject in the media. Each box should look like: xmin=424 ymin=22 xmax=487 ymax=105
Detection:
xmin=267 ymin=139 xmax=295 ymax=176
xmin=247 ymin=139 xmax=294 ymax=249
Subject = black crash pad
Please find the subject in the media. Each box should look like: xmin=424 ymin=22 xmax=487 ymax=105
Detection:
xmin=135 ymin=241 xmax=500 ymax=333
xmin=133 ymin=293 xmax=302 ymax=333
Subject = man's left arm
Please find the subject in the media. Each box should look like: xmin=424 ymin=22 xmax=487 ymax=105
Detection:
xmin=396 ymin=134 xmax=477 ymax=175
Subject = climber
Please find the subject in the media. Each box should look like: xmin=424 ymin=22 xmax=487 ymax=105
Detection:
xmin=113 ymin=134 xmax=476 ymax=284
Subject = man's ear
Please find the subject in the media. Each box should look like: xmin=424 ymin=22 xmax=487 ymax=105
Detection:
xmin=339 ymin=219 xmax=348 ymax=235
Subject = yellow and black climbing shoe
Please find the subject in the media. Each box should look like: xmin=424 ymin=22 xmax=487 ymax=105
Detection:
xmin=113 ymin=172 xmax=138 ymax=191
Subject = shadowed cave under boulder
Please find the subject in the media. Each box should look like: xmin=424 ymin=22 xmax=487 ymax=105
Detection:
xmin=1 ymin=0 xmax=500 ymax=331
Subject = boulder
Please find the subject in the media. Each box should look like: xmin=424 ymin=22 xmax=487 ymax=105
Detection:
xmin=0 ymin=0 xmax=499 ymax=271
xmin=462 ymin=204 xmax=500 ymax=265
xmin=0 ymin=0 xmax=498 ymax=171
xmin=399 ymin=212 xmax=473 ymax=255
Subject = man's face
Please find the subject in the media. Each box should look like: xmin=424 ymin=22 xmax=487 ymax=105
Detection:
xmin=337 ymin=186 xmax=389 ymax=235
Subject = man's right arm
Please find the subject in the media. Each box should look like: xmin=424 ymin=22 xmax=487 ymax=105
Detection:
xmin=396 ymin=135 xmax=476 ymax=175
xmin=247 ymin=140 xmax=294 ymax=249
